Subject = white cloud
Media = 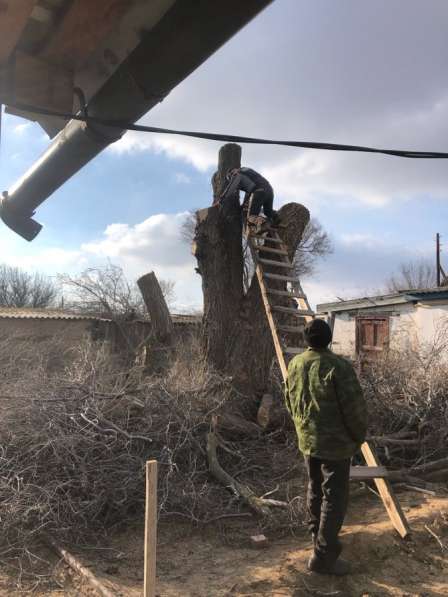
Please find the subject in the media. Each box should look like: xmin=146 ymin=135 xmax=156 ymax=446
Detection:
xmin=13 ymin=122 xmax=31 ymax=135
xmin=174 ymin=172 xmax=192 ymax=184
xmin=81 ymin=212 xmax=201 ymax=310
xmin=106 ymin=0 xmax=448 ymax=209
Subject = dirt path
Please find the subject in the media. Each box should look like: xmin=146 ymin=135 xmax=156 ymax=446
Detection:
xmin=1 ymin=489 xmax=447 ymax=596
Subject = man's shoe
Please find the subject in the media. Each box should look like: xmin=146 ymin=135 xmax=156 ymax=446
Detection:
xmin=247 ymin=215 xmax=268 ymax=234
xmin=307 ymin=554 xmax=351 ymax=576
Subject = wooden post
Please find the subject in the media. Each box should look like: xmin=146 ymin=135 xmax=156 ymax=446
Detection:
xmin=436 ymin=233 xmax=441 ymax=287
xmin=144 ymin=460 xmax=157 ymax=597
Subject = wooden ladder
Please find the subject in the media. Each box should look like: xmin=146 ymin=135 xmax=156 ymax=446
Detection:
xmin=247 ymin=225 xmax=410 ymax=539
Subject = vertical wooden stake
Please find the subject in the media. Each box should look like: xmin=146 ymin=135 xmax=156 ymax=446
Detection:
xmin=144 ymin=460 xmax=157 ymax=597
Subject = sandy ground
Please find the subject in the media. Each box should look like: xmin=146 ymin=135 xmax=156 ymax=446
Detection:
xmin=1 ymin=488 xmax=447 ymax=596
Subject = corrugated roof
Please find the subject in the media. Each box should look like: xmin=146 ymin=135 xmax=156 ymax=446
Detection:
xmin=0 ymin=308 xmax=103 ymax=321
xmin=318 ymin=286 xmax=448 ymax=314
xmin=0 ymin=308 xmax=202 ymax=324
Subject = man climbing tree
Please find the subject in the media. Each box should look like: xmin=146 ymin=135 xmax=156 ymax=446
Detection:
xmin=217 ymin=166 xmax=278 ymax=230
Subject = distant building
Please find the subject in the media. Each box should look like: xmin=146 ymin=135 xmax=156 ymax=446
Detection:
xmin=317 ymin=287 xmax=448 ymax=361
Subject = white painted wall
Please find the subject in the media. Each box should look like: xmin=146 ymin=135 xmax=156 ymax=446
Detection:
xmin=328 ymin=301 xmax=448 ymax=358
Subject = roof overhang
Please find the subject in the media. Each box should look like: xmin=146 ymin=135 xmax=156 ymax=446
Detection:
xmin=0 ymin=0 xmax=273 ymax=240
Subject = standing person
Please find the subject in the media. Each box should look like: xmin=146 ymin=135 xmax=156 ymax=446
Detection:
xmin=219 ymin=167 xmax=278 ymax=227
xmin=285 ymin=319 xmax=367 ymax=576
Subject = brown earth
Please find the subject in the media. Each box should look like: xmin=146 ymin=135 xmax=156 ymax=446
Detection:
xmin=1 ymin=489 xmax=447 ymax=596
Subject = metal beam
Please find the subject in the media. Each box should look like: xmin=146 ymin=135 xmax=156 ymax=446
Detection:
xmin=1 ymin=0 xmax=273 ymax=240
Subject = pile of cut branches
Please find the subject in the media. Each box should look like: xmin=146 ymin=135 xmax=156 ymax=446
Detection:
xmin=0 ymin=333 xmax=302 ymax=568
xmin=360 ymin=334 xmax=448 ymax=485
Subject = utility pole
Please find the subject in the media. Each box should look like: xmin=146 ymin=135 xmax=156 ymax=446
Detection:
xmin=436 ymin=233 xmax=441 ymax=287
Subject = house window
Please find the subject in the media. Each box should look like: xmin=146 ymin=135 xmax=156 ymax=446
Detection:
xmin=356 ymin=317 xmax=389 ymax=357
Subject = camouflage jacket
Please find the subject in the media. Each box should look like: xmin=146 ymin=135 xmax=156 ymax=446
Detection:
xmin=285 ymin=348 xmax=367 ymax=460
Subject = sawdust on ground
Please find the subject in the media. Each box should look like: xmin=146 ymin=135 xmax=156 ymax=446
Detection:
xmin=1 ymin=489 xmax=447 ymax=596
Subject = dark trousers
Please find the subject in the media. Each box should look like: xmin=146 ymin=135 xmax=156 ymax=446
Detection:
xmin=304 ymin=456 xmax=351 ymax=564
xmin=248 ymin=187 xmax=274 ymax=219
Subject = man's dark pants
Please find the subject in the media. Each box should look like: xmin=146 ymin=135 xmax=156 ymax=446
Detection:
xmin=304 ymin=456 xmax=351 ymax=564
xmin=249 ymin=187 xmax=274 ymax=219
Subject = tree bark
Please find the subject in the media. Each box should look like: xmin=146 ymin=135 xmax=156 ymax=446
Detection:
xmin=193 ymin=144 xmax=310 ymax=395
xmin=193 ymin=143 xmax=244 ymax=371
xmin=137 ymin=272 xmax=173 ymax=343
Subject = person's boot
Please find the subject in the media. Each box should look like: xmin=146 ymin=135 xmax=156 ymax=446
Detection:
xmin=307 ymin=554 xmax=351 ymax=576
xmin=247 ymin=214 xmax=267 ymax=234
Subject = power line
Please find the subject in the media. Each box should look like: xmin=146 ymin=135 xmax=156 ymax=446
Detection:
xmin=8 ymin=101 xmax=448 ymax=160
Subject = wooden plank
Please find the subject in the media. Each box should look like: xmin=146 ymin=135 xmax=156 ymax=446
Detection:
xmin=264 ymin=273 xmax=297 ymax=283
xmin=1 ymin=51 xmax=74 ymax=111
xmin=42 ymin=0 xmax=130 ymax=70
xmin=361 ymin=442 xmax=410 ymax=538
xmin=283 ymin=347 xmax=305 ymax=355
xmin=350 ymin=466 xmax=388 ymax=480
xmin=0 ymin=0 xmax=36 ymax=63
xmin=254 ymin=246 xmax=288 ymax=256
xmin=259 ymin=258 xmax=294 ymax=269
xmin=278 ymin=325 xmax=304 ymax=333
xmin=144 ymin=460 xmax=158 ymax=597
xmin=266 ymin=288 xmax=305 ymax=298
xmin=253 ymin=235 xmax=283 ymax=244
xmin=273 ymin=305 xmax=313 ymax=317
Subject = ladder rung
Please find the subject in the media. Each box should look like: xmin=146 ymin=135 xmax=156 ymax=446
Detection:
xmin=255 ymin=235 xmax=283 ymax=244
xmin=278 ymin=325 xmax=304 ymax=333
xmin=273 ymin=305 xmax=313 ymax=316
xmin=283 ymin=347 xmax=305 ymax=355
xmin=350 ymin=466 xmax=388 ymax=480
xmin=263 ymin=273 xmax=297 ymax=283
xmin=266 ymin=288 xmax=306 ymax=299
xmin=254 ymin=246 xmax=288 ymax=256
xmin=259 ymin=259 xmax=293 ymax=269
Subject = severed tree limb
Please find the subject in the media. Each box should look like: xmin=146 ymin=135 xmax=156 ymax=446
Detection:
xmin=206 ymin=431 xmax=272 ymax=517
xmin=409 ymin=457 xmax=448 ymax=476
xmin=44 ymin=535 xmax=116 ymax=597
xmin=423 ymin=468 xmax=448 ymax=482
xmin=369 ymin=436 xmax=420 ymax=447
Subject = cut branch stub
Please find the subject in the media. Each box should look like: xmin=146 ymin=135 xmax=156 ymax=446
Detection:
xmin=137 ymin=272 xmax=173 ymax=343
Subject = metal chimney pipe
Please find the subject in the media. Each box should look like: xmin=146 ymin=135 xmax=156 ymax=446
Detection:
xmin=1 ymin=119 xmax=123 ymax=240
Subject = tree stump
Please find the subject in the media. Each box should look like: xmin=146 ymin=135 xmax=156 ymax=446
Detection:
xmin=193 ymin=144 xmax=310 ymax=396
xmin=137 ymin=272 xmax=173 ymax=343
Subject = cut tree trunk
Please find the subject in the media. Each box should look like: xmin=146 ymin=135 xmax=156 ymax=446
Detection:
xmin=137 ymin=271 xmax=173 ymax=343
xmin=193 ymin=144 xmax=309 ymax=395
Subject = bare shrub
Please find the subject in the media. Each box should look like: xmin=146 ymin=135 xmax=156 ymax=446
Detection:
xmin=360 ymin=325 xmax=448 ymax=465
xmin=59 ymin=264 xmax=175 ymax=318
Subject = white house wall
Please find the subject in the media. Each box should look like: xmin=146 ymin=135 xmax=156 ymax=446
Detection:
xmin=330 ymin=312 xmax=356 ymax=357
xmin=329 ymin=301 xmax=448 ymax=359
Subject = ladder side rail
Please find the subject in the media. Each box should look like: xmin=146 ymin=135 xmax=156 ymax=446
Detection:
xmin=248 ymin=237 xmax=289 ymax=380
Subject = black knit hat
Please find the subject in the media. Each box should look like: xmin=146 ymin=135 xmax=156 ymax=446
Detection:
xmin=304 ymin=318 xmax=332 ymax=348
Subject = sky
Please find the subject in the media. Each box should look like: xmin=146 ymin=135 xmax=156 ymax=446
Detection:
xmin=1 ymin=0 xmax=448 ymax=311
